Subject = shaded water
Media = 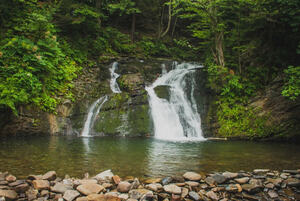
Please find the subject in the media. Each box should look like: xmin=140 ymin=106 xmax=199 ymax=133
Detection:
xmin=1 ymin=136 xmax=300 ymax=178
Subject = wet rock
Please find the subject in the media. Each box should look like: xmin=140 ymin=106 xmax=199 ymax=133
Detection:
xmin=15 ymin=183 xmax=29 ymax=193
xmin=0 ymin=190 xmax=18 ymax=200
xmin=204 ymin=177 xmax=215 ymax=186
xmin=283 ymin=170 xmax=298 ymax=174
xmin=266 ymin=178 xmax=282 ymax=186
xmin=77 ymin=184 xmax=104 ymax=196
xmin=188 ymin=191 xmax=200 ymax=201
xmin=242 ymin=179 xmax=263 ymax=194
xmin=268 ymin=190 xmax=278 ymax=199
xmin=183 ymin=172 xmax=201 ymax=181
xmin=253 ymin=169 xmax=269 ymax=174
xmin=130 ymin=178 xmax=140 ymax=190
xmin=206 ymin=191 xmax=218 ymax=200
xmin=212 ymin=174 xmax=226 ymax=184
xmin=234 ymin=177 xmax=249 ymax=184
xmin=42 ymin=171 xmax=57 ymax=181
xmin=163 ymin=184 xmax=181 ymax=194
xmin=112 ymin=176 xmax=121 ymax=185
xmin=146 ymin=184 xmax=158 ymax=192
xmin=26 ymin=188 xmax=38 ymax=201
xmin=117 ymin=182 xmax=131 ymax=193
xmin=63 ymin=190 xmax=80 ymax=201
xmin=51 ymin=183 xmax=73 ymax=193
xmin=143 ymin=178 xmax=161 ymax=184
xmin=285 ymin=178 xmax=300 ymax=187
xmin=5 ymin=175 xmax=16 ymax=183
xmin=129 ymin=189 xmax=151 ymax=200
xmin=161 ymin=177 xmax=173 ymax=185
xmin=171 ymin=176 xmax=185 ymax=183
xmin=222 ymin=172 xmax=238 ymax=179
xmin=8 ymin=180 xmax=24 ymax=187
xmin=185 ymin=181 xmax=199 ymax=187
xmin=181 ymin=188 xmax=188 ymax=198
xmin=94 ymin=170 xmax=114 ymax=182
xmin=170 ymin=194 xmax=180 ymax=201
xmin=32 ymin=180 xmax=50 ymax=190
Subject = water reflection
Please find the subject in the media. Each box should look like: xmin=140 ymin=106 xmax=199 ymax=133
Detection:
xmin=0 ymin=136 xmax=299 ymax=178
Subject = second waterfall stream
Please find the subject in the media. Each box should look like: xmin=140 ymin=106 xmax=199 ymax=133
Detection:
xmin=145 ymin=62 xmax=205 ymax=141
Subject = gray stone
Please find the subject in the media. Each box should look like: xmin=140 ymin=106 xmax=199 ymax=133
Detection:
xmin=76 ymin=183 xmax=104 ymax=195
xmin=0 ymin=190 xmax=17 ymax=200
xmin=63 ymin=190 xmax=80 ymax=201
xmin=188 ymin=191 xmax=200 ymax=201
xmin=205 ymin=177 xmax=215 ymax=186
xmin=15 ymin=183 xmax=29 ymax=193
xmin=265 ymin=183 xmax=275 ymax=189
xmin=280 ymin=173 xmax=289 ymax=179
xmin=51 ymin=183 xmax=73 ymax=193
xmin=234 ymin=177 xmax=249 ymax=184
xmin=222 ymin=172 xmax=238 ymax=179
xmin=266 ymin=178 xmax=282 ymax=186
xmin=183 ymin=172 xmax=201 ymax=181
xmin=285 ymin=178 xmax=300 ymax=187
xmin=212 ymin=174 xmax=226 ymax=184
xmin=129 ymin=189 xmax=151 ymax=200
xmin=242 ymin=179 xmax=263 ymax=194
xmin=118 ymin=193 xmax=129 ymax=200
xmin=163 ymin=184 xmax=181 ymax=194
xmin=117 ymin=182 xmax=131 ymax=193
xmin=8 ymin=180 xmax=24 ymax=187
xmin=94 ymin=170 xmax=114 ymax=182
xmin=42 ymin=171 xmax=57 ymax=181
xmin=161 ymin=177 xmax=173 ymax=185
xmin=181 ymin=187 xmax=188 ymax=198
xmin=146 ymin=184 xmax=158 ymax=192
xmin=26 ymin=188 xmax=38 ymax=201
xmin=283 ymin=170 xmax=298 ymax=174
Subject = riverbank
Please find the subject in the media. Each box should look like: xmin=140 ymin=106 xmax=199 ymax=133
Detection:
xmin=0 ymin=169 xmax=299 ymax=201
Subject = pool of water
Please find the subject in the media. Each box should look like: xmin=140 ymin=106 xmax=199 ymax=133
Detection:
xmin=0 ymin=136 xmax=299 ymax=178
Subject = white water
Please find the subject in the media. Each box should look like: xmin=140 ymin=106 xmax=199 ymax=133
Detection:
xmin=109 ymin=62 xmax=121 ymax=93
xmin=145 ymin=62 xmax=205 ymax=141
xmin=81 ymin=96 xmax=108 ymax=137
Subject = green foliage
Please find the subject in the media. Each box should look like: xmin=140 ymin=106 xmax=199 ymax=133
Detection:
xmin=282 ymin=66 xmax=300 ymax=100
xmin=138 ymin=37 xmax=169 ymax=57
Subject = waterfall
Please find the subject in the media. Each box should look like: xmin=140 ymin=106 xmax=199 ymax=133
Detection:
xmin=109 ymin=62 xmax=121 ymax=93
xmin=145 ymin=62 xmax=205 ymax=141
xmin=81 ymin=96 xmax=108 ymax=137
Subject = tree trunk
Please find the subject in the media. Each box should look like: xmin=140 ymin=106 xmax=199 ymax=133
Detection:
xmin=131 ymin=14 xmax=136 ymax=42
xmin=160 ymin=0 xmax=172 ymax=38
xmin=215 ymin=32 xmax=225 ymax=67
xmin=96 ymin=0 xmax=102 ymax=27
xmin=171 ymin=15 xmax=178 ymax=38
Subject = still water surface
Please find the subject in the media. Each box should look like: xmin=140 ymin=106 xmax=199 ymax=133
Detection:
xmin=0 ymin=136 xmax=299 ymax=178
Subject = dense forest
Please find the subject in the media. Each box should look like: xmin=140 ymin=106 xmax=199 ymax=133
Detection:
xmin=0 ymin=0 xmax=299 ymax=139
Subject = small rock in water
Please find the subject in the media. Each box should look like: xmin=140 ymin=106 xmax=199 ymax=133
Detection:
xmin=63 ymin=190 xmax=80 ymax=201
xmin=212 ymin=174 xmax=226 ymax=184
xmin=163 ymin=184 xmax=181 ymax=194
xmin=188 ymin=191 xmax=200 ymax=201
xmin=222 ymin=172 xmax=238 ymax=179
xmin=161 ymin=177 xmax=173 ymax=185
xmin=117 ymin=182 xmax=131 ymax=193
xmin=42 ymin=171 xmax=57 ymax=181
xmin=183 ymin=172 xmax=201 ymax=181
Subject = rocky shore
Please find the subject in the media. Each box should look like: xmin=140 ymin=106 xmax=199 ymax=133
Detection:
xmin=0 ymin=169 xmax=299 ymax=201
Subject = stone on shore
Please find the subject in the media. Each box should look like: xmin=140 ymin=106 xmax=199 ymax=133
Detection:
xmin=15 ymin=183 xmax=29 ymax=193
xmin=117 ymin=182 xmax=131 ymax=193
xmin=112 ymin=175 xmax=121 ymax=185
xmin=63 ymin=190 xmax=80 ymax=201
xmin=212 ymin=174 xmax=226 ymax=184
xmin=163 ymin=184 xmax=181 ymax=194
xmin=5 ymin=175 xmax=16 ymax=183
xmin=128 ymin=189 xmax=151 ymax=200
xmin=51 ymin=183 xmax=73 ymax=194
xmin=206 ymin=191 xmax=219 ymax=200
xmin=253 ymin=169 xmax=269 ymax=174
xmin=0 ymin=190 xmax=18 ymax=200
xmin=42 ymin=171 xmax=57 ymax=181
xmin=222 ymin=172 xmax=238 ymax=179
xmin=32 ymin=180 xmax=50 ymax=190
xmin=94 ymin=170 xmax=114 ymax=182
xmin=188 ymin=191 xmax=200 ymax=201
xmin=234 ymin=177 xmax=249 ymax=184
xmin=183 ymin=172 xmax=201 ymax=181
xmin=77 ymin=184 xmax=104 ymax=195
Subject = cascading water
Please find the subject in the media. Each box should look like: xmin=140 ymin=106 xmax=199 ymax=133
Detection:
xmin=109 ymin=62 xmax=121 ymax=93
xmin=81 ymin=96 xmax=108 ymax=137
xmin=145 ymin=62 xmax=205 ymax=141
